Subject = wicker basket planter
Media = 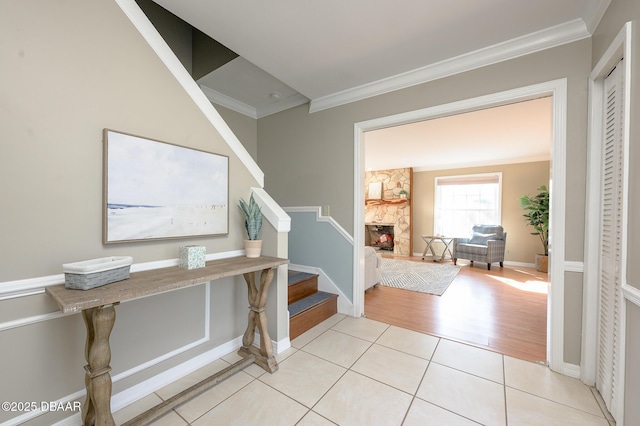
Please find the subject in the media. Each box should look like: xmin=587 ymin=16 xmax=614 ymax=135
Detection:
xmin=63 ymin=256 xmax=133 ymax=290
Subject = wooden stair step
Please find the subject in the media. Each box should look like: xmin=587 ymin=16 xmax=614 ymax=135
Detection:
xmin=288 ymin=271 xmax=317 ymax=285
xmin=289 ymin=291 xmax=338 ymax=340
xmin=289 ymin=291 xmax=334 ymax=317
xmin=288 ymin=271 xmax=318 ymax=304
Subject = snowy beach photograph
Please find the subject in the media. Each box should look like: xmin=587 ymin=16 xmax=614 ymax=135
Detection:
xmin=103 ymin=130 xmax=229 ymax=243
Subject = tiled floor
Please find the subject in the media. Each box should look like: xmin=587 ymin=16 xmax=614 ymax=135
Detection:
xmin=116 ymin=314 xmax=615 ymax=425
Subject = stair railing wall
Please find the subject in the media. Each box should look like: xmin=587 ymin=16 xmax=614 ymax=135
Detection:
xmin=251 ymin=188 xmax=291 ymax=346
xmin=283 ymin=207 xmax=354 ymax=307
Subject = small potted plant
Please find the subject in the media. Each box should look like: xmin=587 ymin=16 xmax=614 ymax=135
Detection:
xmin=399 ymin=189 xmax=408 ymax=199
xmin=519 ymin=185 xmax=549 ymax=272
xmin=239 ymin=193 xmax=263 ymax=258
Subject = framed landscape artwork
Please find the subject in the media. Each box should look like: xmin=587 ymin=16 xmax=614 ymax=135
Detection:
xmin=103 ymin=129 xmax=229 ymax=243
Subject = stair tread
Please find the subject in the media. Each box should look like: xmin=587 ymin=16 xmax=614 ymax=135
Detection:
xmin=288 ymin=271 xmax=317 ymax=285
xmin=289 ymin=291 xmax=337 ymax=317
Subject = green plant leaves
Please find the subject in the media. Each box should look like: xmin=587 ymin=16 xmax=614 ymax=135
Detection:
xmin=519 ymin=185 xmax=549 ymax=256
xmin=239 ymin=193 xmax=262 ymax=240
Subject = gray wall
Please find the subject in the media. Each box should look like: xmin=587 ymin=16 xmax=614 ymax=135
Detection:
xmin=412 ymin=161 xmax=550 ymax=264
xmin=259 ymin=39 xmax=591 ymax=365
xmin=592 ymin=0 xmax=640 ymax=423
xmin=217 ymin=104 xmax=259 ymax=161
xmin=0 ymin=1 xmax=263 ymax=424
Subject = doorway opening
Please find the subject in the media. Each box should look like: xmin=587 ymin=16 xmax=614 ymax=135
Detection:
xmin=353 ymin=79 xmax=567 ymax=372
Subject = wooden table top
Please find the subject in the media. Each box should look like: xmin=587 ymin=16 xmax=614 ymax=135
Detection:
xmin=46 ymin=256 xmax=289 ymax=314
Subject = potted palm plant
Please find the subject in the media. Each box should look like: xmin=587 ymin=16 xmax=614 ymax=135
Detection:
xmin=239 ymin=193 xmax=263 ymax=258
xmin=519 ymin=185 xmax=549 ymax=272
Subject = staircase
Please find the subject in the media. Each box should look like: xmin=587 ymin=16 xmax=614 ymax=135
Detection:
xmin=288 ymin=271 xmax=338 ymax=340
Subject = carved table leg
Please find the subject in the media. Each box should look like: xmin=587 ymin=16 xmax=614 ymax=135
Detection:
xmin=238 ymin=268 xmax=278 ymax=373
xmin=82 ymin=304 xmax=116 ymax=426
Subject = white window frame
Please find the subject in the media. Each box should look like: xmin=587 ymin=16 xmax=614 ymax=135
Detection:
xmin=433 ymin=172 xmax=502 ymax=236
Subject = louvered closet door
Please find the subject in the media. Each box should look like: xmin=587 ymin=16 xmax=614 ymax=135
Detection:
xmin=597 ymin=59 xmax=625 ymax=421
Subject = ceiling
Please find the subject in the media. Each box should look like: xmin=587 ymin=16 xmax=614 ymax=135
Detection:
xmin=150 ymin=0 xmax=608 ymax=169
xmin=364 ymin=97 xmax=552 ymax=171
xmin=153 ymin=0 xmax=607 ymax=112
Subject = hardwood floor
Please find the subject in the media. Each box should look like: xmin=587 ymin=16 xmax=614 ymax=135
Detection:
xmin=364 ymin=255 xmax=548 ymax=363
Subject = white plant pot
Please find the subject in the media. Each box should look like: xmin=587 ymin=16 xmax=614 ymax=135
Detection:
xmin=244 ymin=239 xmax=263 ymax=258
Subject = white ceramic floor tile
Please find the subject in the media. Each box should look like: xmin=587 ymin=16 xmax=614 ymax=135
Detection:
xmin=351 ymin=343 xmax=428 ymax=394
xmin=113 ymin=393 xmax=187 ymax=426
xmin=173 ymin=370 xmax=254 ymax=423
xmin=404 ymin=398 xmax=480 ymax=426
xmin=191 ymin=380 xmax=307 ymax=426
xmin=330 ymin=315 xmax=389 ymax=341
xmin=314 ymin=371 xmax=412 ymax=426
xmin=221 ymin=350 xmax=268 ymax=378
xmin=155 ymin=359 xmax=231 ymax=400
xmin=376 ymin=325 xmax=440 ymax=359
xmin=317 ymin=313 xmax=347 ymax=328
xmin=590 ymin=386 xmax=616 ymax=423
xmin=112 ymin=317 xmax=611 ymax=426
xmin=220 ymin=350 xmax=243 ymax=364
xmin=506 ymin=387 xmax=610 ymax=426
xmin=296 ymin=410 xmax=336 ymax=426
xmin=219 ymin=340 xmax=305 ymax=379
xmin=259 ymin=350 xmax=346 ymax=407
xmin=302 ymin=329 xmax=372 ymax=368
xmin=274 ymin=345 xmax=298 ymax=363
xmin=432 ymin=338 xmax=504 ymax=383
xmin=504 ymin=356 xmax=603 ymax=416
xmin=291 ymin=314 xmax=347 ymax=349
xmin=291 ymin=323 xmax=331 ymax=349
xmin=417 ymin=362 xmax=506 ymax=426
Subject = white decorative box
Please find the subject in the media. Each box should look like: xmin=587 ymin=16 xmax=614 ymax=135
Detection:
xmin=63 ymin=256 xmax=133 ymax=290
xmin=179 ymin=246 xmax=206 ymax=270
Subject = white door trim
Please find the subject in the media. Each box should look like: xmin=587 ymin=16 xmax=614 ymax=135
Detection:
xmin=583 ymin=22 xmax=633 ymax=423
xmin=354 ymin=79 xmax=568 ymax=372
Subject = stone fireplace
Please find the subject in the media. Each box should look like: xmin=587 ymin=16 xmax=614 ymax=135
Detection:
xmin=365 ymin=223 xmax=395 ymax=251
xmin=364 ymin=168 xmax=412 ymax=256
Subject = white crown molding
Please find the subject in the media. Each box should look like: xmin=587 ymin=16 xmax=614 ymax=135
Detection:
xmin=412 ymin=154 xmax=551 ymax=173
xmin=256 ymin=93 xmax=309 ymax=119
xmin=310 ymin=19 xmax=589 ymax=113
xmin=200 ymin=85 xmax=309 ymax=119
xmin=199 ymin=84 xmax=258 ymax=118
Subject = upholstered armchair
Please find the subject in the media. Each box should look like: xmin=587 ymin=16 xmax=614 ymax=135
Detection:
xmin=364 ymin=246 xmax=382 ymax=290
xmin=452 ymin=225 xmax=507 ymax=270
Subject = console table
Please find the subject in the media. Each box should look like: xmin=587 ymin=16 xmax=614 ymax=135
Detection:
xmin=46 ymin=255 xmax=288 ymax=426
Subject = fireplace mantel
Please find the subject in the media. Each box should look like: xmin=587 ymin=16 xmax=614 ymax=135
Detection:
xmin=365 ymin=198 xmax=409 ymax=206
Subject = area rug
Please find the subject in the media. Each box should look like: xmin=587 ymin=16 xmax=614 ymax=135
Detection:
xmin=380 ymin=258 xmax=461 ymax=296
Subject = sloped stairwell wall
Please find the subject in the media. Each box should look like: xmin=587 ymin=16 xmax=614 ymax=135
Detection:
xmin=0 ymin=1 xmax=287 ymax=424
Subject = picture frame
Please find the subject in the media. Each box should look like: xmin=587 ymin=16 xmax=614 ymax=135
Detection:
xmin=368 ymin=182 xmax=382 ymax=199
xmin=103 ymin=129 xmax=229 ymax=244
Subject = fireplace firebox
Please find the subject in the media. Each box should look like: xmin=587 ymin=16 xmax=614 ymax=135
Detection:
xmin=365 ymin=223 xmax=395 ymax=251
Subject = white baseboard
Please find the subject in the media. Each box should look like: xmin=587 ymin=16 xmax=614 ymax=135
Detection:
xmin=48 ymin=333 xmax=287 ymax=426
xmin=562 ymin=362 xmax=581 ymax=379
xmin=289 ymin=263 xmax=354 ymax=315
xmin=409 ymin=253 xmax=536 ymax=269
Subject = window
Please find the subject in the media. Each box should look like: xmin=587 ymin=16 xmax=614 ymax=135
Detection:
xmin=434 ymin=173 xmax=502 ymax=237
